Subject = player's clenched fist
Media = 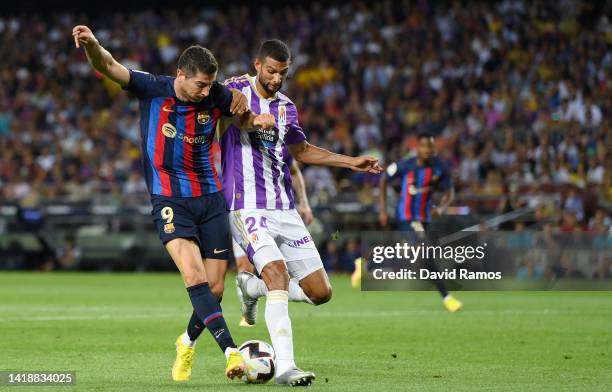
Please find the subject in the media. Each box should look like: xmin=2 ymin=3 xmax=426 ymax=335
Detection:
xmin=253 ymin=113 xmax=275 ymax=129
xmin=72 ymin=25 xmax=99 ymax=48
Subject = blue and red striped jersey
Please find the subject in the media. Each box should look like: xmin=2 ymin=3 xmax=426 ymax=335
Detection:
xmin=125 ymin=69 xmax=232 ymax=197
xmin=386 ymin=156 xmax=451 ymax=223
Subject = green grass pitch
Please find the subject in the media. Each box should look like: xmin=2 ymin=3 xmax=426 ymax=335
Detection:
xmin=0 ymin=272 xmax=610 ymax=391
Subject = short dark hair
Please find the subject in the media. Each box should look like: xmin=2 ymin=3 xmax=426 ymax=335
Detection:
xmin=257 ymin=39 xmax=291 ymax=62
xmin=177 ymin=45 xmax=218 ymax=77
xmin=417 ymin=131 xmax=435 ymax=141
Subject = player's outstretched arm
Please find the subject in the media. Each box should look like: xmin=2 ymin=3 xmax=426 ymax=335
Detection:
xmin=289 ymin=161 xmax=313 ymax=225
xmin=72 ymin=25 xmax=130 ymax=87
xmin=288 ymin=141 xmax=383 ymax=174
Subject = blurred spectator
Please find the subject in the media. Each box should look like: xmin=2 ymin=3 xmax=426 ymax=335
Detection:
xmin=0 ymin=0 xmax=607 ymax=227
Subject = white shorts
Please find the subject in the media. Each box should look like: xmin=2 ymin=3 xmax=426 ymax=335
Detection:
xmin=229 ymin=209 xmax=323 ymax=281
xmin=232 ymin=238 xmax=246 ymax=258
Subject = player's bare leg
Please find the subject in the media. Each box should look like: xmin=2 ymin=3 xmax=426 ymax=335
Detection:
xmin=298 ymin=268 xmax=332 ymax=305
xmin=166 ymin=238 xmax=244 ymax=381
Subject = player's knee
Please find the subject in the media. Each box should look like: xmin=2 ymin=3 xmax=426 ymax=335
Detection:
xmin=310 ymin=286 xmax=332 ymax=305
xmin=262 ymin=261 xmax=289 ymax=291
xmin=181 ymin=265 xmax=207 ymax=287
xmin=209 ymin=281 xmax=224 ymax=299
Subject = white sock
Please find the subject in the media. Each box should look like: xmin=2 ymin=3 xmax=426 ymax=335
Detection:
xmin=246 ymin=276 xmax=312 ymax=304
xmin=181 ymin=331 xmax=195 ymax=348
xmin=289 ymin=278 xmax=313 ymax=304
xmin=265 ymin=290 xmax=296 ymax=375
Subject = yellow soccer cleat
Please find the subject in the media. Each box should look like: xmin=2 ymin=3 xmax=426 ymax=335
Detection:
xmin=225 ymin=350 xmax=246 ymax=380
xmin=351 ymin=257 xmax=362 ymax=289
xmin=443 ymin=294 xmax=463 ymax=313
xmin=172 ymin=335 xmax=195 ymax=381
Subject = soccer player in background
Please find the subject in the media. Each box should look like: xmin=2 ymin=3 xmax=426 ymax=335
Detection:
xmin=182 ymin=39 xmax=381 ymax=386
xmin=378 ymin=132 xmax=463 ymax=312
xmin=72 ymin=25 xmax=275 ymax=381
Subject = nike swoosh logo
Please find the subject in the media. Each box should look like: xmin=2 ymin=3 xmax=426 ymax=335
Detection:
xmin=213 ymin=248 xmax=228 ymax=254
xmin=162 ymin=106 xmax=175 ymax=112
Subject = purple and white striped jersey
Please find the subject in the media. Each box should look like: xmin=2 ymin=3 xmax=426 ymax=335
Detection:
xmin=220 ymin=74 xmax=306 ymax=211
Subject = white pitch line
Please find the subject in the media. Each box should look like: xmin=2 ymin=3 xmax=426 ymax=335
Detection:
xmin=1 ymin=308 xmax=602 ymax=322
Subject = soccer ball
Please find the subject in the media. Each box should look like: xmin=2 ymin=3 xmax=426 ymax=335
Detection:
xmin=238 ymin=340 xmax=276 ymax=384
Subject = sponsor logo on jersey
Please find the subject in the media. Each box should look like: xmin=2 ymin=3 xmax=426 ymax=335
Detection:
xmin=408 ymin=185 xmax=431 ymax=195
xmin=287 ymin=235 xmax=312 ymax=248
xmin=162 ymin=123 xmax=177 ymax=138
xmin=251 ymin=127 xmax=279 ymax=148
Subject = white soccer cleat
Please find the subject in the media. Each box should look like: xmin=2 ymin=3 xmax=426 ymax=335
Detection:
xmin=236 ymin=272 xmax=259 ymax=326
xmin=275 ymin=367 xmax=316 ymax=386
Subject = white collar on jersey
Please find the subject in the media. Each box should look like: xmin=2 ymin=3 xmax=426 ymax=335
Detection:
xmin=248 ymin=74 xmax=278 ymax=101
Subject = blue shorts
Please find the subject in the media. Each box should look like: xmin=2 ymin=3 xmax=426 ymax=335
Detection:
xmin=151 ymin=191 xmax=230 ymax=259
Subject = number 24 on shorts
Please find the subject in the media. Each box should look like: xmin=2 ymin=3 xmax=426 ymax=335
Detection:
xmin=244 ymin=215 xmax=268 ymax=234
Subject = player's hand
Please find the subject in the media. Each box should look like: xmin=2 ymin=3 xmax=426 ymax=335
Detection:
xmin=253 ymin=113 xmax=275 ymax=129
xmin=229 ymin=89 xmax=248 ymax=115
xmin=348 ymin=156 xmax=383 ymax=174
xmin=379 ymin=211 xmax=388 ymax=227
xmin=72 ymin=25 xmax=99 ymax=49
xmin=298 ymin=202 xmax=314 ymax=225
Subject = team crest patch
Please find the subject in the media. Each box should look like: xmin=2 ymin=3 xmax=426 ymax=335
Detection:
xmin=278 ymin=106 xmax=286 ymax=123
xmin=164 ymin=223 xmax=175 ymax=234
xmin=250 ymin=233 xmax=259 ymax=244
xmin=197 ymin=112 xmax=211 ymax=125
xmin=162 ymin=123 xmax=177 ymax=138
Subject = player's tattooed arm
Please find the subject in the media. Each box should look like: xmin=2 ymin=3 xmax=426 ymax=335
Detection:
xmin=289 ymin=161 xmax=313 ymax=225
xmin=72 ymin=25 xmax=130 ymax=87
xmin=288 ymin=141 xmax=383 ymax=174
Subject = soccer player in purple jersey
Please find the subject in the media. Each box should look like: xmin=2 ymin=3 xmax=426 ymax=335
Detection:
xmin=72 ymin=25 xmax=275 ymax=382
xmin=223 ymin=39 xmax=381 ymax=386
xmin=379 ymin=132 xmax=463 ymax=312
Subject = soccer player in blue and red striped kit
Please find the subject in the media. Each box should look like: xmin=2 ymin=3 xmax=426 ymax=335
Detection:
xmin=379 ymin=132 xmax=463 ymax=312
xmin=72 ymin=25 xmax=275 ymax=381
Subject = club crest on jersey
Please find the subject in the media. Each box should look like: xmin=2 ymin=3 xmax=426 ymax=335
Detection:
xmin=197 ymin=112 xmax=211 ymax=125
xmin=278 ymin=106 xmax=286 ymax=123
xmin=164 ymin=223 xmax=175 ymax=233
xmin=162 ymin=123 xmax=177 ymax=138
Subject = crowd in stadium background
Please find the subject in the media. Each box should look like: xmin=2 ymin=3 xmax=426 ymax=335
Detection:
xmin=0 ymin=0 xmax=610 ymax=239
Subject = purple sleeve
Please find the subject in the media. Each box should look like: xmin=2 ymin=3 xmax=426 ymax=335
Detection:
xmin=285 ymin=104 xmax=306 ymax=145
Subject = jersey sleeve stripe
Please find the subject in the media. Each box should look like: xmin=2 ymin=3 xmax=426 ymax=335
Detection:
xmin=183 ymin=108 xmax=202 ymax=197
xmin=153 ymin=97 xmax=174 ymax=196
